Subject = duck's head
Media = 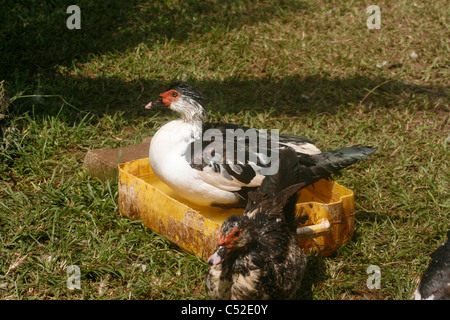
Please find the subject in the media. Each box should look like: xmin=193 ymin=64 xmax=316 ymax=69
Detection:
xmin=208 ymin=215 xmax=256 ymax=265
xmin=145 ymin=81 xmax=206 ymax=122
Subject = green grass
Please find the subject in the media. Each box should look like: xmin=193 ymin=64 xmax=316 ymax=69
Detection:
xmin=1 ymin=0 xmax=449 ymax=300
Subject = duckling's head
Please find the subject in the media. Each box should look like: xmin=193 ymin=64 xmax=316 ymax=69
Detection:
xmin=208 ymin=215 xmax=256 ymax=265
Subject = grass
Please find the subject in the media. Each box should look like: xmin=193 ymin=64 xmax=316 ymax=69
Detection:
xmin=1 ymin=0 xmax=449 ymax=300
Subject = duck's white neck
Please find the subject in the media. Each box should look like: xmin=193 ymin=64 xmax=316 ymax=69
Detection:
xmin=171 ymin=96 xmax=206 ymax=123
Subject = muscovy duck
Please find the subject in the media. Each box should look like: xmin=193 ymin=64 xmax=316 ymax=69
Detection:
xmin=415 ymin=231 xmax=450 ymax=300
xmin=145 ymin=81 xmax=376 ymax=207
xmin=205 ymin=147 xmax=308 ymax=299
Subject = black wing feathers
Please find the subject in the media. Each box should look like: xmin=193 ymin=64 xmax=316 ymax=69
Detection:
xmin=246 ymin=148 xmax=305 ymax=230
xmin=296 ymin=145 xmax=377 ymax=185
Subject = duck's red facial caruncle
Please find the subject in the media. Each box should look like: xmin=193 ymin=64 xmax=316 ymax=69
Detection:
xmin=208 ymin=228 xmax=241 ymax=266
xmin=145 ymin=90 xmax=181 ymax=109
xmin=217 ymin=228 xmax=242 ymax=249
xmin=160 ymin=89 xmax=181 ymax=106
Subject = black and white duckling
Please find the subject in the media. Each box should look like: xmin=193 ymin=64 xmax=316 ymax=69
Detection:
xmin=205 ymin=147 xmax=309 ymax=299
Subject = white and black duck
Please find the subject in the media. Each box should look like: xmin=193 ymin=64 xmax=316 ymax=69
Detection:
xmin=145 ymin=81 xmax=376 ymax=207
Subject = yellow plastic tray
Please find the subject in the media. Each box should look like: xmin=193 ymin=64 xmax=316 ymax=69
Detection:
xmin=118 ymin=158 xmax=355 ymax=260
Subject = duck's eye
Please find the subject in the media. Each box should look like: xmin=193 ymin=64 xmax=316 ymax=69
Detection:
xmin=171 ymin=91 xmax=178 ymax=97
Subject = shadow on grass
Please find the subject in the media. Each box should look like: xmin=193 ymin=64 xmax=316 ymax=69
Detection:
xmin=296 ymin=252 xmax=329 ymax=299
xmin=296 ymin=209 xmax=394 ymax=299
xmin=355 ymin=210 xmax=387 ymax=223
xmin=2 ymin=0 xmax=447 ymax=122
xmin=1 ymin=0 xmax=309 ymax=81
xmin=6 ymin=73 xmax=448 ymax=124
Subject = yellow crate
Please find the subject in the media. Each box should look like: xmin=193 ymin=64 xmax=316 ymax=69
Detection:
xmin=118 ymin=158 xmax=355 ymax=260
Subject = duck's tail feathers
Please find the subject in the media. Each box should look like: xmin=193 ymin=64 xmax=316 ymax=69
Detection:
xmin=297 ymin=145 xmax=377 ymax=184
